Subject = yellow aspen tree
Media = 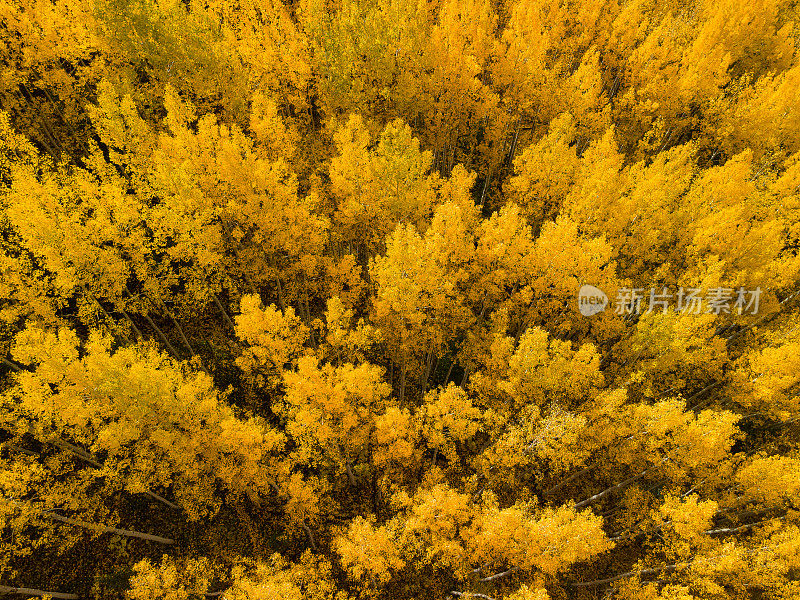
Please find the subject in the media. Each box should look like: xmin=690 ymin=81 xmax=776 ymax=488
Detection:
xmin=91 ymin=0 xmax=241 ymax=122
xmin=203 ymin=0 xmax=314 ymax=127
xmin=147 ymin=85 xmax=329 ymax=311
xmin=728 ymin=323 xmax=800 ymax=422
xmin=298 ymin=0 xmax=429 ymax=122
xmin=565 ymin=137 xmax=697 ymax=285
xmin=617 ymin=312 xmax=728 ymax=400
xmin=234 ymin=294 xmax=310 ymax=393
xmin=5 ymin=0 xmax=800 ymax=596
xmin=612 ymin=11 xmax=695 ymax=154
xmin=506 ymin=113 xmax=580 ymax=228
xmin=372 ymin=406 xmax=423 ymax=485
xmin=0 ymin=0 xmax=101 ymax=159
xmin=416 ymin=0 xmax=503 ymax=175
xmin=334 ymin=516 xmax=406 ymax=593
xmin=679 ymin=150 xmax=786 ymax=296
xmin=502 ymin=585 xmax=551 ymax=600
xmin=0 ymin=112 xmax=65 ymax=332
xmin=0 ymin=454 xmax=107 ymax=579
xmin=394 ymin=482 xmax=474 ymax=575
xmin=127 ymin=555 xmax=216 ymax=600
xmin=223 ymin=551 xmax=348 ymax=600
xmin=506 ymin=214 xmax=619 ymax=343
xmin=708 ymin=59 xmax=800 ymax=161
xmin=370 ymin=196 xmax=477 ymax=401
xmin=678 ymin=0 xmax=794 ymax=103
xmin=4 ymin=137 xmax=148 ymax=326
xmin=464 ymin=499 xmax=613 ymax=581
xmin=559 ymin=47 xmax=612 ymax=143
xmin=419 ymin=383 xmax=482 ymax=466
xmin=490 ymin=0 xmax=560 ymax=134
xmin=471 ymin=327 xmax=604 ymax=494
xmin=5 ymin=326 xmax=285 ymax=520
xmin=317 ymin=296 xmax=382 ymax=366
xmin=563 ymin=125 xmax=627 ymax=230
xmin=329 ymin=115 xmax=438 ymax=255
xmin=279 ymin=354 xmax=391 ymax=485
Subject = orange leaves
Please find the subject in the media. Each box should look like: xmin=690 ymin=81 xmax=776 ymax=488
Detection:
xmin=421 ymin=383 xmax=482 ymax=458
xmin=128 ymin=555 xmax=215 ymax=600
xmin=329 ymin=115 xmax=438 ymax=252
xmin=735 ymin=455 xmax=800 ymax=509
xmin=280 ymin=354 xmax=390 ymax=474
xmin=467 ymin=502 xmax=613 ymax=576
xmin=235 ymin=294 xmax=309 ymax=389
xmin=502 ymin=327 xmax=604 ymax=409
xmin=5 ymin=325 xmax=285 ymax=519
xmin=334 ymin=516 xmax=405 ymax=587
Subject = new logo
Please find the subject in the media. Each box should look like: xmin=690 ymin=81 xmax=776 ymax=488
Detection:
xmin=578 ymin=285 xmax=608 ymax=316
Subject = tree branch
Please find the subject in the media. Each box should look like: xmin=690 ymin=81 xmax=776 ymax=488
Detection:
xmin=571 ymin=560 xmax=689 ymax=587
xmin=451 ymin=592 xmax=496 ymax=600
xmin=0 ymin=585 xmax=78 ymax=599
xmin=478 ymin=566 xmax=519 ymax=582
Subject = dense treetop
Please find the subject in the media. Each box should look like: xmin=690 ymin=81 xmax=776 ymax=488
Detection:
xmin=1 ymin=0 xmax=800 ymax=598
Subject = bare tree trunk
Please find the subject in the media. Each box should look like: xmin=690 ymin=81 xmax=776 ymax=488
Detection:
xmin=479 ymin=169 xmax=492 ymax=207
xmin=399 ymin=358 xmax=407 ymax=404
xmin=121 ymin=308 xmax=145 ymax=341
xmin=459 ymin=364 xmax=470 ymax=388
xmin=141 ymin=312 xmax=183 ymax=360
xmin=424 ymin=354 xmax=438 ymax=395
xmin=302 ymin=523 xmax=318 ymax=551
xmin=274 ymin=273 xmax=286 ymax=312
xmin=506 ymin=119 xmax=521 ymax=167
xmin=43 ymin=511 xmax=175 ymax=544
xmin=123 ymin=288 xmax=181 ymax=359
xmin=345 ymin=461 xmax=357 ymax=486
xmin=479 ymin=566 xmax=519 ymax=582
xmin=445 ymin=359 xmax=456 ymax=384
xmin=159 ymin=300 xmax=197 ymax=358
xmin=2 ymin=357 xmax=21 ymax=372
xmin=2 ymin=496 xmax=174 ymax=544
xmin=451 ymin=592 xmax=496 ymax=600
xmin=543 ymin=464 xmax=596 ymax=496
xmin=51 ymin=439 xmax=102 ymax=468
xmin=81 ymin=285 xmax=131 ymax=345
xmin=302 ymin=294 xmax=317 ymax=349
xmin=420 ymin=346 xmax=434 ymax=395
xmin=0 ymin=585 xmax=78 ymax=599
xmin=39 ymin=439 xmax=179 ymax=510
xmin=142 ymin=490 xmax=179 ymax=510
xmin=1 ymin=442 xmax=36 ymax=456
xmin=573 ymin=464 xmax=657 ymax=509
xmin=213 ymin=293 xmax=237 ymax=331
xmin=571 ymin=560 xmax=688 ymax=587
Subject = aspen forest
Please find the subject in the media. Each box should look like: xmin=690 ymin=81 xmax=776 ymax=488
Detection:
xmin=2 ymin=0 xmax=800 ymax=598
